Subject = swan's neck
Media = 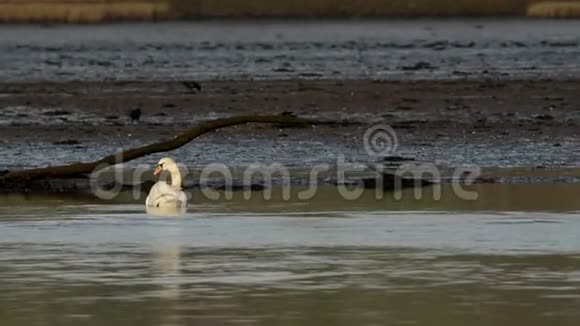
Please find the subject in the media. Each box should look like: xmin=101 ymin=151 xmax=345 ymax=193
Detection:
xmin=167 ymin=165 xmax=182 ymax=189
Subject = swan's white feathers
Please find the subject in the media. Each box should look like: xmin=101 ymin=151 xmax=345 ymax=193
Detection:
xmin=146 ymin=181 xmax=187 ymax=208
xmin=146 ymin=158 xmax=188 ymax=208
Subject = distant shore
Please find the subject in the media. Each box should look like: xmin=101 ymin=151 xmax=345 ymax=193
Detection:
xmin=0 ymin=0 xmax=579 ymax=23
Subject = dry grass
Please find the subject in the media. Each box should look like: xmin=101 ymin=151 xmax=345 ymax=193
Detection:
xmin=0 ymin=1 xmax=171 ymax=23
xmin=2 ymin=0 xmax=580 ymax=22
xmin=527 ymin=1 xmax=580 ymax=17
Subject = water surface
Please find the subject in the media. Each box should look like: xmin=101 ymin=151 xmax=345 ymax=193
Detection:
xmin=1 ymin=185 xmax=580 ymax=325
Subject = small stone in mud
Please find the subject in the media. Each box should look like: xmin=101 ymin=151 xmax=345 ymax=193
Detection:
xmin=42 ymin=110 xmax=70 ymax=116
xmin=474 ymin=177 xmax=497 ymax=184
xmin=401 ymin=61 xmax=437 ymax=71
xmin=447 ymin=104 xmax=466 ymax=111
xmin=533 ymin=114 xmax=554 ymax=121
xmin=453 ymin=70 xmax=470 ymax=76
xmin=44 ymin=60 xmax=61 ymax=66
xmin=379 ymin=156 xmax=416 ymax=163
xmin=105 ymin=115 xmax=119 ymax=120
xmin=162 ymin=103 xmax=176 ymax=108
xmin=393 ymin=123 xmax=416 ymax=130
xmin=425 ymin=41 xmax=447 ymax=51
xmin=181 ymin=81 xmax=202 ymax=93
xmin=299 ymin=72 xmax=323 ymax=77
xmin=396 ymin=105 xmax=414 ymax=111
xmin=211 ymin=184 xmax=266 ymax=191
xmin=273 ymin=67 xmax=295 ymax=73
xmin=337 ymin=119 xmax=361 ymax=127
xmin=53 ymin=140 xmax=81 ymax=145
xmin=360 ymin=173 xmax=433 ymax=190
xmin=553 ymin=143 xmax=562 ymax=147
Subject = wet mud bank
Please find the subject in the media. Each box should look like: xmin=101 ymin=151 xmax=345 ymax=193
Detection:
xmin=1 ymin=167 xmax=579 ymax=197
xmin=0 ymin=78 xmax=578 ymax=194
xmin=2 ymin=20 xmax=580 ymax=81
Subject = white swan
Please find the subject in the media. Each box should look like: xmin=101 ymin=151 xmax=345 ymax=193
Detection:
xmin=146 ymin=157 xmax=188 ymax=208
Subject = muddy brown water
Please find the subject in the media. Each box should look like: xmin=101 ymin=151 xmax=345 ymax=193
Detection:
xmin=1 ymin=184 xmax=580 ymax=325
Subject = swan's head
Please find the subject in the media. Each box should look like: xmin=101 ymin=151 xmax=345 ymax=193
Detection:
xmin=153 ymin=157 xmax=177 ymax=176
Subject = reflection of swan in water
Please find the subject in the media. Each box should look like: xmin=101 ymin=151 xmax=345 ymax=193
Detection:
xmin=146 ymin=157 xmax=188 ymax=209
xmin=152 ymin=244 xmax=182 ymax=300
xmin=146 ymin=205 xmax=186 ymax=217
xmin=150 ymin=218 xmax=183 ymax=302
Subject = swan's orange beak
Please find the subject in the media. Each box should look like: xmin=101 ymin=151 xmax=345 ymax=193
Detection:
xmin=153 ymin=166 xmax=162 ymax=175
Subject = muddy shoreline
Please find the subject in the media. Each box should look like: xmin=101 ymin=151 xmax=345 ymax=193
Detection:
xmin=3 ymin=20 xmax=580 ymax=82
xmin=0 ymin=78 xmax=578 ymax=193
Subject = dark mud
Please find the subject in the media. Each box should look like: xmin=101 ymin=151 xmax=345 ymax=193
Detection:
xmin=0 ymin=79 xmax=578 ymax=172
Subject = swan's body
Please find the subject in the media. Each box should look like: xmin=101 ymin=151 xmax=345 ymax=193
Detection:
xmin=146 ymin=157 xmax=187 ymax=208
xmin=146 ymin=181 xmax=187 ymax=208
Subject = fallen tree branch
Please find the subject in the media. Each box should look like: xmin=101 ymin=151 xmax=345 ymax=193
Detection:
xmin=0 ymin=114 xmax=312 ymax=183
